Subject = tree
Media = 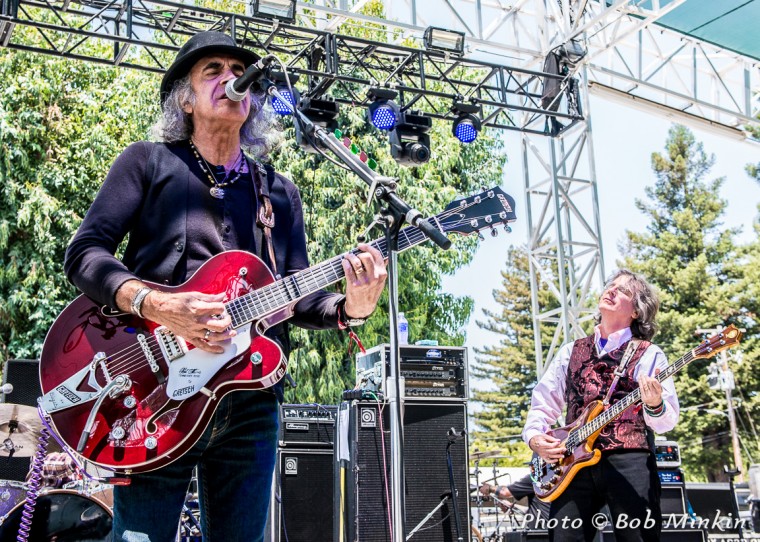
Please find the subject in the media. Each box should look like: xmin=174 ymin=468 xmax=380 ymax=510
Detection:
xmin=619 ymin=124 xmax=752 ymax=481
xmin=0 ymin=47 xmax=157 ymax=360
xmin=468 ymin=245 xmax=562 ymax=464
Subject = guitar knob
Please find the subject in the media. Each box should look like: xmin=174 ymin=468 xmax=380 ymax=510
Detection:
xmin=111 ymin=427 xmax=126 ymax=440
xmin=550 ymin=475 xmax=559 ymax=484
xmin=144 ymin=436 xmax=158 ymax=450
xmin=554 ymin=467 xmax=563 ymax=475
xmin=123 ymin=396 xmax=137 ymax=408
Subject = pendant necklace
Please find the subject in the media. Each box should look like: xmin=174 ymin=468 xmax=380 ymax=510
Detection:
xmin=189 ymin=140 xmax=244 ymax=199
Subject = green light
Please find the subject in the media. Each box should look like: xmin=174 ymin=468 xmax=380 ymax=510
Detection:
xmin=350 ymin=143 xmax=360 ymax=154
xmin=368 ymin=158 xmax=378 ymax=170
xmin=334 ymin=129 xmax=342 ymax=138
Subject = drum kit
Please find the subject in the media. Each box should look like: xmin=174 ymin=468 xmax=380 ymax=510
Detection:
xmin=0 ymin=403 xmax=113 ymax=541
xmin=469 ymin=449 xmax=529 ymax=542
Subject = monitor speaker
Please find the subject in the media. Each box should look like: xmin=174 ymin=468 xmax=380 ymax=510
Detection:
xmin=2 ymin=360 xmax=41 ymax=407
xmin=336 ymin=401 xmax=469 ymax=542
xmin=269 ymin=448 xmax=333 ymax=542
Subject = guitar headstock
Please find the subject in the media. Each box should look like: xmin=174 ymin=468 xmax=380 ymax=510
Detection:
xmin=439 ymin=187 xmax=517 ymax=237
xmin=694 ymin=325 xmax=742 ymax=359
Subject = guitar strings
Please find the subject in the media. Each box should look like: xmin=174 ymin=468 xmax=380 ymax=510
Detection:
xmin=99 ymin=205 xmax=500 ymax=380
xmin=565 ymin=350 xmax=696 ymax=449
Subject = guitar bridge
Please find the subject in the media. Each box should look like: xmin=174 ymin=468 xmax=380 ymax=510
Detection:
xmin=155 ymin=327 xmax=187 ymax=361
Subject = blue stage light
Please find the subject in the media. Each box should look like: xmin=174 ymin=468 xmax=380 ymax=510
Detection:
xmin=369 ymin=103 xmax=399 ymax=130
xmin=453 ymin=117 xmax=479 ymax=143
xmin=272 ymin=88 xmax=298 ymax=116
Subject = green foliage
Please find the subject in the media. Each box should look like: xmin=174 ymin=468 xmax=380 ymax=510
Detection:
xmin=620 ymin=124 xmax=758 ymax=481
xmin=0 ymin=48 xmax=158 ymax=359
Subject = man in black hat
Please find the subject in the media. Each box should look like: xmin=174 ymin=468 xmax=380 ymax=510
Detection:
xmin=65 ymin=30 xmax=386 ymax=541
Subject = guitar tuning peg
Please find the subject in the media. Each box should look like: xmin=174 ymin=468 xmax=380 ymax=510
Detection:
xmin=503 ymin=224 xmax=512 ymax=233
xmin=490 ymin=226 xmax=498 ymax=238
xmin=477 ymin=232 xmax=485 ymax=241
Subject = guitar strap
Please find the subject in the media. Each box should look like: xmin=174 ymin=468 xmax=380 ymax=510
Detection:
xmin=602 ymin=338 xmax=641 ymax=406
xmin=250 ymin=159 xmax=279 ymax=278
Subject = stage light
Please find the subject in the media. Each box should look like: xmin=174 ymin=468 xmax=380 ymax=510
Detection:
xmin=367 ymin=88 xmax=400 ymax=131
xmin=295 ymin=97 xmax=340 ymax=153
xmin=389 ymin=110 xmax=432 ymax=167
xmin=271 ymin=87 xmax=299 ymax=115
xmin=250 ymin=0 xmax=297 ymax=22
xmin=268 ymin=71 xmax=300 ymax=116
xmin=423 ymin=26 xmax=466 ymax=55
xmin=451 ymin=102 xmax=481 ymax=143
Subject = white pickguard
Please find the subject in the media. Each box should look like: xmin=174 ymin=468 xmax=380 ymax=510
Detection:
xmin=165 ymin=323 xmax=252 ymax=400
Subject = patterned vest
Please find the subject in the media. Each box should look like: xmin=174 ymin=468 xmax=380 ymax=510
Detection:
xmin=564 ymin=336 xmax=652 ymax=452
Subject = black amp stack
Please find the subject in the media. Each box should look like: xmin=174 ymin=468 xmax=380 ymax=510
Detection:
xmin=355 ymin=344 xmax=468 ymax=400
xmin=267 ymin=404 xmax=338 ymax=542
xmin=266 ymin=344 xmax=472 ymax=542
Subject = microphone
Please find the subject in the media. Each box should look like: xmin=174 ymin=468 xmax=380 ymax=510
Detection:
xmin=1 ymin=383 xmax=12 ymax=395
xmin=225 ymin=54 xmax=276 ymax=101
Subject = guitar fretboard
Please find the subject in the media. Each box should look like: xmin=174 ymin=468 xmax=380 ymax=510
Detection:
xmin=223 ymin=220 xmax=438 ymax=328
xmin=566 ymin=349 xmax=695 ymax=449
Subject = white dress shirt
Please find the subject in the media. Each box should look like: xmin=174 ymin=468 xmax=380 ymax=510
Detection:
xmin=522 ymin=326 xmax=680 ymax=446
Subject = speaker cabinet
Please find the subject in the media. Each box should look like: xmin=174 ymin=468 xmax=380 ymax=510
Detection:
xmin=336 ymin=401 xmax=469 ymax=542
xmin=269 ymin=448 xmax=333 ymax=542
xmin=2 ymin=359 xmax=41 ymax=407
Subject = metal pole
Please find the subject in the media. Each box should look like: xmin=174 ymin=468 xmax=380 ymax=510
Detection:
xmin=697 ymin=326 xmax=744 ymax=483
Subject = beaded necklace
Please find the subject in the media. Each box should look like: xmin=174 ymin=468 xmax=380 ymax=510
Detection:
xmin=189 ymin=139 xmax=245 ymax=199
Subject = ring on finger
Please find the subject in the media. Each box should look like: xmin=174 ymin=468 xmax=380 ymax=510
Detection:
xmin=355 ymin=265 xmax=365 ymax=274
xmin=204 ymin=329 xmax=212 ymax=341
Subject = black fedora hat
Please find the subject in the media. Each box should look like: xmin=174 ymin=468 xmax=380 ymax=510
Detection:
xmin=160 ymin=31 xmax=260 ymax=104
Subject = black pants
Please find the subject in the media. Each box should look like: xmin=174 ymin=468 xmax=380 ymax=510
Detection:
xmin=549 ymin=451 xmax=662 ymax=542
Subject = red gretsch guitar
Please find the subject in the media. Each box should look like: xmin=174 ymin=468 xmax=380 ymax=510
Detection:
xmin=530 ymin=325 xmax=742 ymax=502
xmin=39 ymin=187 xmax=516 ymax=473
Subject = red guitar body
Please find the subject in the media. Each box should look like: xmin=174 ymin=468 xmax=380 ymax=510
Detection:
xmin=39 ymin=251 xmax=287 ymax=474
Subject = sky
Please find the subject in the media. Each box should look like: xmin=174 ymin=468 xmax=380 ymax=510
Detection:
xmin=439 ymin=94 xmax=760 ymax=371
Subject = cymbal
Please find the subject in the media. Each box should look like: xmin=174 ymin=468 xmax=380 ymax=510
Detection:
xmin=1 ymin=403 xmax=42 ymax=458
xmin=470 ymin=449 xmax=502 ymax=460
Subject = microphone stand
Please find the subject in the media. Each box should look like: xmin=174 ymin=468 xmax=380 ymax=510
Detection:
xmin=266 ymin=83 xmax=451 ymax=542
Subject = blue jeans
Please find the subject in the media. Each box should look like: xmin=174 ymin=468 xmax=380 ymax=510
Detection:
xmin=113 ymin=390 xmax=279 ymax=542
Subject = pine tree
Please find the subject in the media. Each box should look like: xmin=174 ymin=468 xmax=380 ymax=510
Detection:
xmin=470 ymin=245 xmax=560 ymax=464
xmin=620 ymin=124 xmax=750 ymax=481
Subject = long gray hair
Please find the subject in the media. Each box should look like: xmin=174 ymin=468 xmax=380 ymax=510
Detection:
xmin=594 ymin=269 xmax=660 ymax=341
xmin=152 ymin=75 xmax=281 ymax=158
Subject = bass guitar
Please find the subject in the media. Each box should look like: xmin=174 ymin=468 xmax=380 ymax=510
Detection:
xmin=530 ymin=325 xmax=742 ymax=502
xmin=39 ymin=187 xmax=516 ymax=473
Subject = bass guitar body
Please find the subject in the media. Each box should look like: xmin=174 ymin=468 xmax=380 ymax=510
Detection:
xmin=530 ymin=400 xmax=605 ymax=502
xmin=39 ymin=251 xmax=287 ymax=474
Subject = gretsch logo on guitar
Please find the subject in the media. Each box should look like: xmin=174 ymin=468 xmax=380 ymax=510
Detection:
xmin=38 ymin=187 xmax=517 ymax=473
xmin=529 ymin=325 xmax=742 ymax=502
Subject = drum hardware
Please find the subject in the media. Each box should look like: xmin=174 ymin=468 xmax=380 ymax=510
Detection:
xmin=0 ymin=404 xmax=42 ymax=458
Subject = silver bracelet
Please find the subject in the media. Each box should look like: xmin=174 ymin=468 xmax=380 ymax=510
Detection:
xmin=131 ymin=287 xmax=153 ymax=319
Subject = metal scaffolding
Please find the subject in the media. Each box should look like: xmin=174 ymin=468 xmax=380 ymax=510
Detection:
xmin=1 ymin=0 xmax=758 ymax=374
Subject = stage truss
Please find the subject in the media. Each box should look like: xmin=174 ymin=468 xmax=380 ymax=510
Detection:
xmin=1 ymin=0 xmax=758 ymax=375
